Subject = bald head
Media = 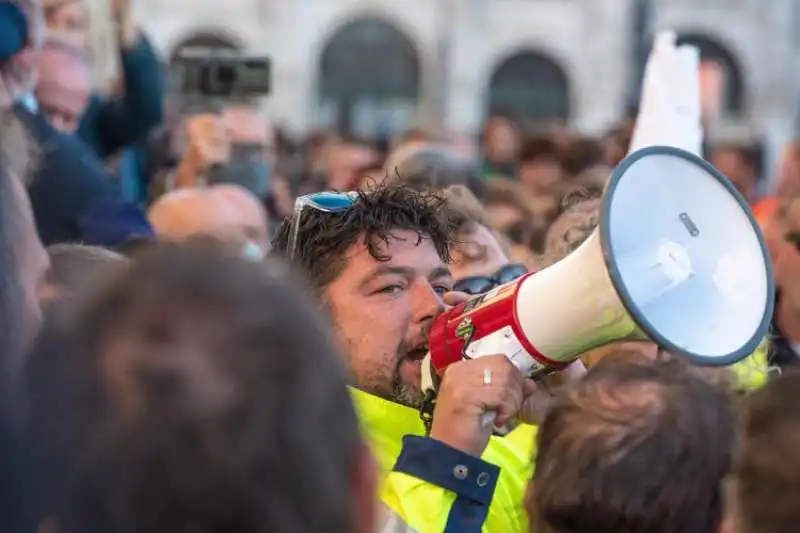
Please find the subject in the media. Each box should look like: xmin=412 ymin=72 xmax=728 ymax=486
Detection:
xmin=210 ymin=184 xmax=269 ymax=247
xmin=148 ymin=189 xmax=228 ymax=242
xmin=35 ymin=36 xmax=91 ymax=132
xmin=148 ymin=187 xmax=268 ymax=253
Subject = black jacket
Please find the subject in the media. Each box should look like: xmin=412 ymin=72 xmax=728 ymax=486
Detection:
xmin=15 ymin=103 xmax=153 ymax=246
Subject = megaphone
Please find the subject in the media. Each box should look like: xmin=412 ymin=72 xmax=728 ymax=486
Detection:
xmin=424 ymin=146 xmax=775 ymax=390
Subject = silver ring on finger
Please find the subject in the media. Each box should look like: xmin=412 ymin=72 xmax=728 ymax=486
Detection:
xmin=483 ymin=367 xmax=492 ymax=385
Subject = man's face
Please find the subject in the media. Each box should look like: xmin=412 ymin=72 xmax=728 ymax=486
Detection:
xmin=35 ymin=48 xmax=91 ymax=132
xmin=712 ymin=148 xmax=755 ymax=200
xmin=325 ymin=230 xmax=453 ymax=407
xmin=485 ymin=202 xmax=524 ymax=232
xmin=519 ymin=159 xmax=561 ymax=195
xmin=223 ymin=106 xmax=271 ymax=148
xmin=450 ymin=224 xmax=509 ymax=280
xmin=485 ymin=118 xmax=519 ymax=163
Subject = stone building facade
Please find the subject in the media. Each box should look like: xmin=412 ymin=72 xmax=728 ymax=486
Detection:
xmin=118 ymin=0 xmax=796 ymax=154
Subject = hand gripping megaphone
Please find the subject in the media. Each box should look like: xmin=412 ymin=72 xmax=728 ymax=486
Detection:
xmin=422 ymin=146 xmax=775 ymax=398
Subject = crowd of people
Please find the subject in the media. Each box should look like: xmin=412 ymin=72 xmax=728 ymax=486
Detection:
xmin=1 ymin=0 xmax=800 ymax=532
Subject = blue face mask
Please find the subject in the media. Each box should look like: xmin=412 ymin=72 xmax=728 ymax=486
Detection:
xmin=241 ymin=239 xmax=265 ymax=262
xmin=207 ymin=143 xmax=272 ymax=199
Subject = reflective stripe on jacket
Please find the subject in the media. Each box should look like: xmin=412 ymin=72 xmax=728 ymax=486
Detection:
xmin=352 ymin=388 xmax=535 ymax=532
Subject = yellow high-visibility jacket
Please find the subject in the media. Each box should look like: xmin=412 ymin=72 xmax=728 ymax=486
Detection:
xmin=352 ymin=388 xmax=536 ymax=533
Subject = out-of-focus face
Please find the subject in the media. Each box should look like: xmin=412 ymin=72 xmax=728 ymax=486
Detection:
xmin=44 ymin=0 xmax=89 ymax=48
xmin=223 ymin=105 xmax=270 ymax=148
xmin=485 ymin=118 xmax=520 ymax=163
xmin=326 ymin=144 xmax=377 ymax=191
xmin=210 ymin=184 xmax=269 ymax=251
xmin=519 ymin=159 xmax=561 ymax=195
xmin=35 ymin=47 xmax=91 ymax=132
xmin=485 ymin=202 xmax=524 ymax=233
xmin=712 ymin=148 xmax=755 ymax=202
xmin=325 ymin=231 xmax=453 ymax=407
xmin=777 ymin=144 xmax=800 ymax=197
xmin=450 ymin=224 xmax=509 ymax=280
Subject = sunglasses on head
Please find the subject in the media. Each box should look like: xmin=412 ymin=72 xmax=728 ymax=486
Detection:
xmin=287 ymin=191 xmax=358 ymax=260
xmin=453 ymin=263 xmax=529 ymax=295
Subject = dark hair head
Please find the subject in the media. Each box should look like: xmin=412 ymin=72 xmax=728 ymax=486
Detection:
xmin=541 ymin=185 xmax=603 ymax=266
xmin=113 ymin=236 xmax=157 ymax=258
xmin=270 ymin=182 xmax=458 ymax=292
xmin=519 ymin=135 xmax=560 ymax=164
xmin=25 ymin=241 xmax=361 ymax=533
xmin=45 ymin=244 xmax=127 ymax=294
xmin=560 ymin=137 xmax=605 ymax=178
xmin=531 ymin=356 xmax=735 ymax=533
xmin=385 ymin=144 xmax=488 ymax=200
xmin=728 ymin=369 xmax=800 ymax=533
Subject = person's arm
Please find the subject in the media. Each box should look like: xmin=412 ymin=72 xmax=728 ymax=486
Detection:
xmin=381 ymin=435 xmax=501 ymax=532
xmin=86 ymin=33 xmax=165 ymax=158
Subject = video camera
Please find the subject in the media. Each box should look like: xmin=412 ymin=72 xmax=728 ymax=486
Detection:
xmin=173 ymin=48 xmax=271 ymax=100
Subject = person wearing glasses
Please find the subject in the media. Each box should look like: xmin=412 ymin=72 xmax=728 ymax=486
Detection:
xmin=271 ymin=183 xmax=584 ymax=533
xmin=442 ymin=185 xmax=529 ymax=295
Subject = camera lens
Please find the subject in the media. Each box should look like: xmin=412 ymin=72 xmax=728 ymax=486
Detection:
xmin=216 ymin=65 xmax=237 ymax=86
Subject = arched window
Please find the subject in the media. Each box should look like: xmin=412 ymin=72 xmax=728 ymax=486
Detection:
xmin=318 ymin=17 xmax=420 ymax=139
xmin=676 ymin=34 xmax=745 ymax=117
xmin=488 ymin=51 xmax=570 ymax=127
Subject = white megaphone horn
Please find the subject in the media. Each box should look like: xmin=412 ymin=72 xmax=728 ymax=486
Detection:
xmin=424 ymin=145 xmax=775 ymax=388
xmin=421 ymin=31 xmax=774 ymax=428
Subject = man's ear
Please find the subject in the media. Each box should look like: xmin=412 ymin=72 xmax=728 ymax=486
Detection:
xmin=351 ymin=440 xmax=379 ymax=533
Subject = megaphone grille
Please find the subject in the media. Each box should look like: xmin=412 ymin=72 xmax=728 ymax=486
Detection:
xmin=600 ymin=146 xmax=775 ymax=366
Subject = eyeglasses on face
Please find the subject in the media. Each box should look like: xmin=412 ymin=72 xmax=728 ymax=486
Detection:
xmin=453 ymin=263 xmax=528 ymax=295
xmin=287 ymin=191 xmax=358 ymax=260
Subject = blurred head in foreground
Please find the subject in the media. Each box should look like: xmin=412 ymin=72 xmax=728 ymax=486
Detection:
xmin=25 ymin=241 xmax=376 ymax=533
xmin=42 ymin=244 xmax=127 ymax=304
xmin=722 ymin=369 xmax=800 ymax=533
xmin=530 ymin=356 xmax=735 ymax=533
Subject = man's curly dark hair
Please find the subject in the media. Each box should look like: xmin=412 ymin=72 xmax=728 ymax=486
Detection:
xmin=541 ymin=185 xmax=604 ymax=267
xmin=270 ymin=182 xmax=458 ymax=291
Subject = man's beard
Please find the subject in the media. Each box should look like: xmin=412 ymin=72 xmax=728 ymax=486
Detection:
xmin=390 ymin=370 xmax=424 ymax=409
xmin=388 ymin=338 xmax=428 ymax=409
